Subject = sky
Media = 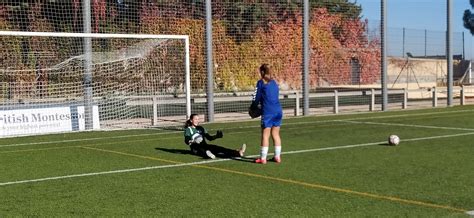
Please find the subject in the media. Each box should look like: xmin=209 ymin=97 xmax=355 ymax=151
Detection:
xmin=352 ymin=0 xmax=473 ymax=59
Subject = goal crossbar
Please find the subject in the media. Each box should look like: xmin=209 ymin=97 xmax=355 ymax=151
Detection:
xmin=0 ymin=31 xmax=188 ymax=40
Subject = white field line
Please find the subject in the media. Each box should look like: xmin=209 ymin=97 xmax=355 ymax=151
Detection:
xmin=0 ymin=124 xmax=341 ymax=151
xmin=339 ymin=120 xmax=474 ymax=131
xmin=0 ymin=120 xmax=458 ymax=154
xmin=0 ymin=125 xmax=350 ymax=154
xmin=0 ymin=131 xmax=178 ymax=148
xmin=0 ymin=159 xmax=226 ymax=186
xmin=276 ymin=131 xmax=474 ymax=156
xmin=0 ymin=155 xmax=248 ymax=187
xmin=2 ymin=131 xmax=474 ymax=187
xmin=2 ymin=108 xmax=474 ymax=148
xmin=336 ymin=108 xmax=474 ymax=121
xmin=399 ymin=132 xmax=474 ymax=142
xmin=466 ymin=210 xmax=474 ymax=215
xmin=286 ymin=108 xmax=474 ymax=126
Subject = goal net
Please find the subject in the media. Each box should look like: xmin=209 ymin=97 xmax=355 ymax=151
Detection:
xmin=0 ymin=31 xmax=190 ymax=137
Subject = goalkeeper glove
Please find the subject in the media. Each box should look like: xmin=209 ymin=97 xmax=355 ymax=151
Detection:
xmin=215 ymin=130 xmax=223 ymax=138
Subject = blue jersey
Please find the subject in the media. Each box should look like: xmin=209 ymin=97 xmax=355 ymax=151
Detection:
xmin=251 ymin=79 xmax=282 ymax=115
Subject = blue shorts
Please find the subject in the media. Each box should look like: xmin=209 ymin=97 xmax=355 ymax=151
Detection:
xmin=261 ymin=112 xmax=282 ymax=128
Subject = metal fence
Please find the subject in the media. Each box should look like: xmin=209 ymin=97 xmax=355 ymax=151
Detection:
xmin=0 ymin=0 xmax=471 ymax=132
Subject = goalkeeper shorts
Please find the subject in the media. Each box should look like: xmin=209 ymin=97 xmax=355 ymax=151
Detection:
xmin=261 ymin=112 xmax=282 ymax=128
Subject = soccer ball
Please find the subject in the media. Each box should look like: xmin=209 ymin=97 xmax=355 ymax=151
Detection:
xmin=388 ymin=135 xmax=400 ymax=146
xmin=192 ymin=133 xmax=203 ymax=144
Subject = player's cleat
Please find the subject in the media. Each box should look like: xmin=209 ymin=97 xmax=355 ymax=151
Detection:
xmin=239 ymin=143 xmax=247 ymax=157
xmin=205 ymin=150 xmax=216 ymax=159
xmin=271 ymin=156 xmax=281 ymax=163
xmin=254 ymin=158 xmax=267 ymax=164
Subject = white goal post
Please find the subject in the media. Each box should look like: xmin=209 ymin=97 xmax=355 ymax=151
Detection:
xmin=0 ymin=31 xmax=191 ymax=137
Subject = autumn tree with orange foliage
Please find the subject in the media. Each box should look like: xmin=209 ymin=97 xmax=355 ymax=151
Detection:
xmin=0 ymin=1 xmax=380 ymax=93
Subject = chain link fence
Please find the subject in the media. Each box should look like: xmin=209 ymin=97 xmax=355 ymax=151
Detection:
xmin=0 ymin=1 xmax=471 ymax=134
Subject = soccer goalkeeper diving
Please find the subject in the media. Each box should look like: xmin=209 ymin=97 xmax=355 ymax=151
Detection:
xmin=183 ymin=114 xmax=246 ymax=159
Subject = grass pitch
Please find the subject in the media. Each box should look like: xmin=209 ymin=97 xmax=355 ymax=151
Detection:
xmin=1 ymin=106 xmax=473 ymax=216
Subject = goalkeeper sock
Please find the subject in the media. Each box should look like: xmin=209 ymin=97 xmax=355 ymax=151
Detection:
xmin=274 ymin=145 xmax=281 ymax=157
xmin=260 ymin=146 xmax=269 ymax=159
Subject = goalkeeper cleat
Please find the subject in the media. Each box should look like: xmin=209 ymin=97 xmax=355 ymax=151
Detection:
xmin=271 ymin=156 xmax=281 ymax=163
xmin=238 ymin=143 xmax=247 ymax=157
xmin=254 ymin=158 xmax=267 ymax=164
xmin=205 ymin=150 xmax=216 ymax=159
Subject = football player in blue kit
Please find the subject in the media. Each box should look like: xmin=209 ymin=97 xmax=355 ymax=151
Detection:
xmin=250 ymin=64 xmax=283 ymax=164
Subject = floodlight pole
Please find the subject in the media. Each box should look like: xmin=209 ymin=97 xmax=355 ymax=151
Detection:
xmin=402 ymin=28 xmax=405 ymax=58
xmin=462 ymin=32 xmax=465 ymax=59
xmin=424 ymin=29 xmax=427 ymax=57
xmin=205 ymin=0 xmax=214 ymax=122
xmin=302 ymin=0 xmax=310 ymax=115
xmin=381 ymin=0 xmax=388 ymax=111
xmin=82 ymin=0 xmax=93 ymax=129
xmin=447 ymin=0 xmax=453 ymax=106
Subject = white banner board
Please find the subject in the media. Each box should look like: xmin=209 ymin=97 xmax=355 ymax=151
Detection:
xmin=0 ymin=105 xmax=100 ymax=137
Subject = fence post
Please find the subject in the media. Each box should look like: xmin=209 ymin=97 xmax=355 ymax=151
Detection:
xmin=152 ymin=96 xmax=158 ymax=126
xmin=432 ymin=87 xmax=437 ymax=107
xmin=403 ymin=88 xmax=407 ymax=109
xmin=370 ymin=89 xmax=375 ymax=111
xmin=333 ymin=90 xmax=339 ymax=114
xmin=461 ymin=85 xmax=465 ymax=106
xmin=294 ymin=91 xmax=301 ymax=116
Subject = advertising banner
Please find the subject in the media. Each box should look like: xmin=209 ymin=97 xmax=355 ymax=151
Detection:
xmin=0 ymin=105 xmax=100 ymax=137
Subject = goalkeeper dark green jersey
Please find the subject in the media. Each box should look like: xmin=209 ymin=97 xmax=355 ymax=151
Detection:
xmin=184 ymin=126 xmax=219 ymax=145
xmin=184 ymin=126 xmax=205 ymax=144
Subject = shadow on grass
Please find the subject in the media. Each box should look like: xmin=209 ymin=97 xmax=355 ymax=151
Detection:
xmin=155 ymin=147 xmax=255 ymax=163
xmin=379 ymin=143 xmax=398 ymax=146
xmin=155 ymin=147 xmax=192 ymax=155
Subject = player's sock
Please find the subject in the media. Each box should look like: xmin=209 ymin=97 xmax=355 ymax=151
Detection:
xmin=260 ymin=146 xmax=269 ymax=160
xmin=274 ymin=145 xmax=281 ymax=157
